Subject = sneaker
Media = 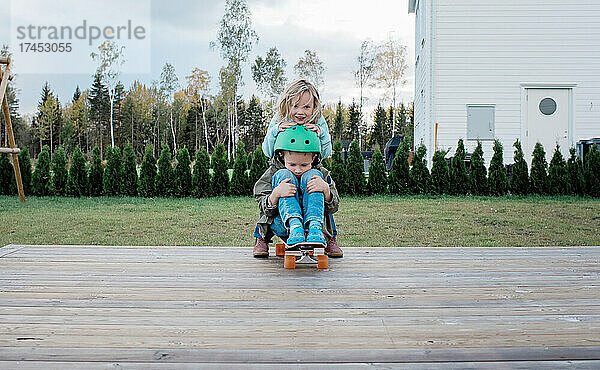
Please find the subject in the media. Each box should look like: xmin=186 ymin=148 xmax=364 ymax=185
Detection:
xmin=306 ymin=226 xmax=326 ymax=245
xmin=253 ymin=237 xmax=269 ymax=258
xmin=325 ymin=237 xmax=343 ymax=258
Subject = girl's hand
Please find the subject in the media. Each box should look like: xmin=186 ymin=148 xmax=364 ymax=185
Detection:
xmin=307 ymin=175 xmax=331 ymax=200
xmin=275 ymin=178 xmax=297 ymax=198
xmin=278 ymin=120 xmax=297 ymax=131
xmin=302 ymin=123 xmax=321 ymax=136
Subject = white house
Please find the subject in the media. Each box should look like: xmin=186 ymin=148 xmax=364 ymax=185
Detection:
xmin=409 ymin=0 xmax=600 ymax=166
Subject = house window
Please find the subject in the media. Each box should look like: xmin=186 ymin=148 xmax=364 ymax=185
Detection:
xmin=467 ymin=105 xmax=495 ymax=141
xmin=539 ymin=97 xmax=557 ymax=115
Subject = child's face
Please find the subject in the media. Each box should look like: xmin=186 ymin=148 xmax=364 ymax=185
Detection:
xmin=289 ymin=91 xmax=314 ymax=124
xmin=282 ymin=151 xmax=315 ymax=178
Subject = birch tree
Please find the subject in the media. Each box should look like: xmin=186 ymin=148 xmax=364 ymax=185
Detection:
xmin=294 ymin=49 xmax=325 ymax=90
xmin=90 ymin=40 xmax=125 ymax=148
xmin=354 ymin=40 xmax=375 ymax=148
xmin=159 ymin=62 xmax=179 ymax=153
xmin=185 ymin=68 xmax=211 ymax=152
xmin=212 ymin=0 xmax=258 ymax=153
xmin=252 ymin=47 xmax=287 ymax=101
xmin=374 ymin=36 xmax=408 ymax=136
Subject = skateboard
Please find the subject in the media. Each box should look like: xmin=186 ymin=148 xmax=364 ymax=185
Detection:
xmin=276 ymin=242 xmax=328 ymax=269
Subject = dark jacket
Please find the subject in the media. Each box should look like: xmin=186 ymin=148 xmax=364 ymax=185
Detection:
xmin=253 ymin=156 xmax=340 ymax=242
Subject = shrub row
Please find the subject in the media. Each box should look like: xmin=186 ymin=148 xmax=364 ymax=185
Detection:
xmin=330 ymin=138 xmax=600 ymax=197
xmin=2 ymin=139 xmax=598 ymax=198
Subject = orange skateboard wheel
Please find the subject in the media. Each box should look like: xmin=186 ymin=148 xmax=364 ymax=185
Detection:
xmin=317 ymin=255 xmax=328 ymax=269
xmin=284 ymin=254 xmax=296 ymax=269
xmin=276 ymin=243 xmax=285 ymax=256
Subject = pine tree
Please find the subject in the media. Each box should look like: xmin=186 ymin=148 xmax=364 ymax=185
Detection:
xmin=510 ymin=139 xmax=529 ymax=195
xmin=174 ymin=147 xmax=192 ymax=197
xmin=409 ymin=144 xmax=431 ymax=194
xmin=0 ymin=154 xmax=15 ymax=195
xmin=229 ymin=141 xmax=250 ymax=196
xmin=430 ymin=149 xmax=450 ymax=195
xmin=388 ymin=138 xmax=410 ymax=195
xmin=371 ymin=104 xmax=388 ymax=151
xmin=32 ymin=145 xmax=52 ymax=196
xmin=548 ymin=144 xmax=569 ymax=195
xmin=50 ymin=146 xmax=68 ymax=196
xmin=367 ymin=148 xmax=387 ymax=195
xmin=469 ymin=141 xmax=487 ymax=196
xmin=346 ymin=140 xmax=366 ymax=195
xmin=488 ymin=139 xmax=508 ymax=196
xmin=530 ymin=142 xmax=548 ymax=195
xmin=66 ymin=146 xmax=88 ymax=197
xmin=249 ymin=147 xmax=268 ymax=190
xmin=330 ymin=141 xmax=347 ymax=195
xmin=211 ymin=143 xmax=230 ymax=196
xmin=139 ymin=144 xmax=157 ymax=198
xmin=567 ymin=148 xmax=585 ymax=196
xmin=103 ymin=146 xmax=122 ymax=196
xmin=450 ymin=139 xmax=469 ymax=195
xmin=155 ymin=144 xmax=175 ymax=197
xmin=18 ymin=148 xmax=33 ymax=196
xmin=121 ymin=143 xmax=138 ymax=197
xmin=192 ymin=148 xmax=211 ymax=197
xmin=584 ymin=144 xmax=600 ymax=197
xmin=88 ymin=147 xmax=104 ymax=196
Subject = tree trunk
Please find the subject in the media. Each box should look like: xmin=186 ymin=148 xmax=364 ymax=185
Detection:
xmin=109 ymin=93 xmax=115 ymax=148
xmin=170 ymin=107 xmax=176 ymax=153
xmin=201 ymin=97 xmax=209 ymax=152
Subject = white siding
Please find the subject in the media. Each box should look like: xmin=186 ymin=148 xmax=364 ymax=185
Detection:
xmin=413 ymin=0 xmax=433 ymax=154
xmin=416 ymin=0 xmax=600 ymax=165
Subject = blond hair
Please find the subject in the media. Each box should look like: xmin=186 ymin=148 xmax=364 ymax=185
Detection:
xmin=276 ymin=78 xmax=322 ymax=125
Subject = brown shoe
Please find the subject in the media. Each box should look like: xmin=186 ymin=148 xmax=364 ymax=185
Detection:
xmin=253 ymin=237 xmax=269 ymax=258
xmin=325 ymin=237 xmax=343 ymax=258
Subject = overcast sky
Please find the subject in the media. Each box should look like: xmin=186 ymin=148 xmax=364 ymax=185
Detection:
xmin=1 ymin=0 xmax=415 ymax=121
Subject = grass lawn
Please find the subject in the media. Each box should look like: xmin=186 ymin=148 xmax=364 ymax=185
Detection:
xmin=1 ymin=195 xmax=599 ymax=247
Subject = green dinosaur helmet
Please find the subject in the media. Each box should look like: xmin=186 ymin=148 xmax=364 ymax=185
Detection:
xmin=274 ymin=125 xmax=321 ymax=154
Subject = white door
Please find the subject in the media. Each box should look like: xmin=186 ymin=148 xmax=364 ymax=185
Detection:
xmin=525 ymin=88 xmax=571 ymax=163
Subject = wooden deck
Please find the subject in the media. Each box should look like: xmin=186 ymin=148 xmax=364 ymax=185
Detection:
xmin=1 ymin=244 xmax=599 ymax=368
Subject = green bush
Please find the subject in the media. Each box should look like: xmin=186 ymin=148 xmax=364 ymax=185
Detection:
xmin=192 ymin=148 xmax=211 ymax=198
xmin=121 ymin=143 xmax=138 ymax=197
xmin=430 ymin=149 xmax=449 ymax=195
xmin=510 ymin=139 xmax=529 ymax=195
xmin=488 ymin=140 xmax=508 ymax=196
xmin=548 ymin=144 xmax=569 ymax=196
xmin=66 ymin=146 xmax=88 ymax=197
xmin=530 ymin=142 xmax=548 ymax=195
xmin=174 ymin=147 xmax=192 ymax=198
xmin=139 ymin=144 xmax=157 ymax=198
xmin=88 ymin=147 xmax=104 ymax=196
xmin=469 ymin=141 xmax=487 ymax=196
xmin=155 ymin=144 xmax=175 ymax=197
xmin=409 ymin=143 xmax=431 ymax=195
xmin=229 ymin=141 xmax=250 ymax=196
xmin=584 ymin=144 xmax=600 ymax=197
xmin=330 ymin=141 xmax=347 ymax=194
xmin=51 ymin=147 xmax=68 ymax=196
xmin=346 ymin=140 xmax=366 ymax=195
xmin=103 ymin=146 xmax=122 ymax=196
xmin=18 ymin=148 xmax=32 ymax=196
xmin=388 ymin=138 xmax=410 ymax=195
xmin=211 ymin=143 xmax=230 ymax=196
xmin=32 ymin=146 xmax=52 ymax=196
xmin=249 ymin=147 xmax=268 ymax=190
xmin=450 ymin=139 xmax=469 ymax=195
xmin=367 ymin=148 xmax=387 ymax=195
xmin=0 ymin=153 xmax=15 ymax=195
xmin=567 ymin=148 xmax=585 ymax=196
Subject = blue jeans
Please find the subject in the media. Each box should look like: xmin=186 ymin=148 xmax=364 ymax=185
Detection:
xmin=269 ymin=168 xmax=325 ymax=240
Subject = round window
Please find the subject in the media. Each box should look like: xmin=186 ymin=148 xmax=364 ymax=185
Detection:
xmin=539 ymin=98 xmax=557 ymax=116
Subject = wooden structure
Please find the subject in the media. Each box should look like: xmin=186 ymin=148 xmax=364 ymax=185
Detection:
xmin=0 ymin=245 xmax=599 ymax=367
xmin=0 ymin=57 xmax=25 ymax=202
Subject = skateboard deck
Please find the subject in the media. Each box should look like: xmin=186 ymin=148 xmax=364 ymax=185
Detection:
xmin=276 ymin=242 xmax=328 ymax=269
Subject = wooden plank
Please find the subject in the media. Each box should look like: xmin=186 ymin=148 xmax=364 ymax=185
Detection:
xmin=1 ymin=347 xmax=599 ymax=363
xmin=0 ymin=245 xmax=26 ymax=258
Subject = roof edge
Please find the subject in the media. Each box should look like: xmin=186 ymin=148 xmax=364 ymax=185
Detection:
xmin=409 ymin=0 xmax=417 ymax=13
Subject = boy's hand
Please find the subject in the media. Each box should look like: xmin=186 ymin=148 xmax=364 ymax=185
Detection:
xmin=302 ymin=123 xmax=321 ymax=136
xmin=307 ymin=175 xmax=331 ymax=201
xmin=278 ymin=121 xmax=297 ymax=131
